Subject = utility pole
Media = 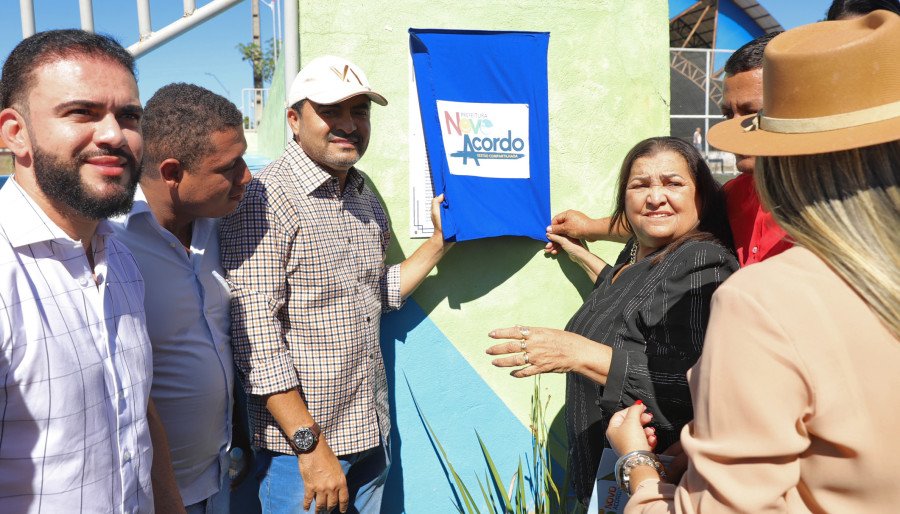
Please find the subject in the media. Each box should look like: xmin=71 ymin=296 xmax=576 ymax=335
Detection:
xmin=251 ymin=0 xmax=262 ymax=127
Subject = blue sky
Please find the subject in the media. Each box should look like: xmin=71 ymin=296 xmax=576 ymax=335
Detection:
xmin=0 ymin=1 xmax=830 ymax=114
xmin=759 ymin=0 xmax=834 ymax=28
xmin=0 ymin=1 xmax=275 ymax=112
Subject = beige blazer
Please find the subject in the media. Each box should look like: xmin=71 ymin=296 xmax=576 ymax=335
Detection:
xmin=627 ymin=247 xmax=900 ymax=513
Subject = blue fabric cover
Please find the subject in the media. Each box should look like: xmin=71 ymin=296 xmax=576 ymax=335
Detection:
xmin=410 ymin=29 xmax=551 ymax=242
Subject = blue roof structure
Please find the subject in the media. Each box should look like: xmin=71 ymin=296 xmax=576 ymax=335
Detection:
xmin=670 ymin=0 xmax=783 ymax=51
xmin=667 ymin=0 xmax=784 ymax=171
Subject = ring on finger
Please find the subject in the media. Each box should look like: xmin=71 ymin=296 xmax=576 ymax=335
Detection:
xmin=523 ymin=352 xmax=530 ymax=364
xmin=518 ymin=325 xmax=531 ymax=339
xmin=519 ymin=340 xmax=527 ymax=350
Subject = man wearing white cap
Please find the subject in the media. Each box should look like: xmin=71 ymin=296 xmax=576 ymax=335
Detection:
xmin=220 ymin=56 xmax=453 ymax=513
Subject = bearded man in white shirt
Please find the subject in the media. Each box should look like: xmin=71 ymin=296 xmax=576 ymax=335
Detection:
xmin=110 ymin=83 xmax=252 ymax=514
xmin=0 ymin=30 xmax=160 ymax=513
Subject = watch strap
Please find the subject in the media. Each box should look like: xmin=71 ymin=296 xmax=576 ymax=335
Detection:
xmin=289 ymin=422 xmax=322 ymax=453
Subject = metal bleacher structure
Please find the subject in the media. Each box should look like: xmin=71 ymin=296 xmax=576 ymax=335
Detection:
xmin=669 ymin=0 xmax=782 ymax=175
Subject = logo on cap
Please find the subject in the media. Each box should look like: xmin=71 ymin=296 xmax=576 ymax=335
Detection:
xmin=330 ymin=65 xmax=364 ymax=86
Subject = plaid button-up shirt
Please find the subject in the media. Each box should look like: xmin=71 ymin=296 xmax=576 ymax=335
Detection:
xmin=220 ymin=140 xmax=401 ymax=456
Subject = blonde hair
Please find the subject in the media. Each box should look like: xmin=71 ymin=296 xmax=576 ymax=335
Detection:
xmin=756 ymin=141 xmax=900 ymax=337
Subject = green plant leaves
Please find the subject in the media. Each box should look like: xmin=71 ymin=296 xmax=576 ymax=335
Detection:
xmin=412 ymin=375 xmax=580 ymax=513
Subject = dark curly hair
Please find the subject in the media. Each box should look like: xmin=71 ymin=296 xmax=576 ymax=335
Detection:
xmin=0 ymin=29 xmax=134 ymax=112
xmin=141 ymin=82 xmax=243 ymax=176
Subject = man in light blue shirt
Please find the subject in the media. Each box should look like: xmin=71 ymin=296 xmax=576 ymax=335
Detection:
xmin=111 ymin=83 xmax=251 ymax=514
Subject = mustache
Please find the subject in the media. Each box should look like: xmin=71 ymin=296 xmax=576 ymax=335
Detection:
xmin=327 ymin=131 xmax=360 ymax=144
xmin=79 ymin=148 xmax=138 ymax=167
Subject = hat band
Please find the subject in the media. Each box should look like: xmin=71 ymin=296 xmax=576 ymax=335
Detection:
xmin=758 ymin=100 xmax=900 ymax=134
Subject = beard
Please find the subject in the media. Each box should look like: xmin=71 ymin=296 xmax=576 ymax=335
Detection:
xmin=325 ymin=130 xmax=366 ymax=168
xmin=32 ymin=145 xmax=140 ymax=220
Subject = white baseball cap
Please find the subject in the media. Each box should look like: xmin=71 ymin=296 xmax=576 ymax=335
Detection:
xmin=288 ymin=55 xmax=388 ymax=107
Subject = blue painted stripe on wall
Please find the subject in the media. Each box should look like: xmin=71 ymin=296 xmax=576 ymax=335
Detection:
xmin=381 ymin=300 xmax=539 ymax=513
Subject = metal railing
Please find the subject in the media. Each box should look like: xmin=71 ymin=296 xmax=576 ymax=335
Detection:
xmin=241 ymin=88 xmax=270 ymax=131
xmin=17 ymin=0 xmax=245 ymax=58
xmin=16 ymin=0 xmax=295 ymax=144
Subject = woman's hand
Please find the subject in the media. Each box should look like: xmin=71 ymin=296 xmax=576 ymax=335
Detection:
xmin=544 ymin=233 xmax=609 ymax=283
xmin=546 ymin=209 xmax=599 ymax=243
xmin=544 ymin=232 xmax=588 ymax=259
xmin=486 ymin=326 xmax=607 ymax=379
xmin=606 ymin=403 xmax=656 ymax=456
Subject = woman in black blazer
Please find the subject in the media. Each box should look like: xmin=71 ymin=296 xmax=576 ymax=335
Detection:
xmin=487 ymin=137 xmax=738 ymax=506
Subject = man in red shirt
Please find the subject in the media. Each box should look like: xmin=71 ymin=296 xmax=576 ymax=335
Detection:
xmin=547 ymin=32 xmax=791 ymax=267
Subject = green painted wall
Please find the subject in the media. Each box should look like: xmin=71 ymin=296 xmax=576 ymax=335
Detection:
xmin=257 ymin=53 xmax=287 ymax=159
xmin=277 ymin=0 xmax=669 ymax=459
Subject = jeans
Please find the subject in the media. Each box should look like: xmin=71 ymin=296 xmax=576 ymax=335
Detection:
xmin=185 ymin=472 xmax=231 ymax=514
xmin=255 ymin=443 xmax=389 ymax=514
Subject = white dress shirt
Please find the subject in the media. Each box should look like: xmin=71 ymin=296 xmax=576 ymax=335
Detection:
xmin=0 ymin=178 xmax=154 ymax=513
xmin=110 ymin=187 xmax=233 ymax=505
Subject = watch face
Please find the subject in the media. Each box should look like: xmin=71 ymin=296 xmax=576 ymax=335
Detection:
xmin=293 ymin=428 xmax=316 ymax=451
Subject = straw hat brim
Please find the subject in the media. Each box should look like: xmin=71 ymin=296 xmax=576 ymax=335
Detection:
xmin=709 ymin=111 xmax=900 ymax=157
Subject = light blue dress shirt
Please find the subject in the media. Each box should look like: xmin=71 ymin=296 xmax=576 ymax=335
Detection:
xmin=111 ymin=187 xmax=234 ymax=505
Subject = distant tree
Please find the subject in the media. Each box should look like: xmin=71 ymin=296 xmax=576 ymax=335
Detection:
xmin=240 ymin=0 xmax=267 ymax=128
xmin=236 ymin=38 xmax=276 ymax=86
xmin=237 ymin=36 xmax=276 ymax=128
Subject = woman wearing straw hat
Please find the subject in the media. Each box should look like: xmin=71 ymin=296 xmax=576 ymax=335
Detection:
xmin=606 ymin=10 xmax=900 ymax=513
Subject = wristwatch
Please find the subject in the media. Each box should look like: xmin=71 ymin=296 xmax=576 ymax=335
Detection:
xmin=289 ymin=422 xmax=322 ymax=453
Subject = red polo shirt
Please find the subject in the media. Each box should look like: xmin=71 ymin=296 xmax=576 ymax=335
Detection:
xmin=723 ymin=172 xmax=793 ymax=266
